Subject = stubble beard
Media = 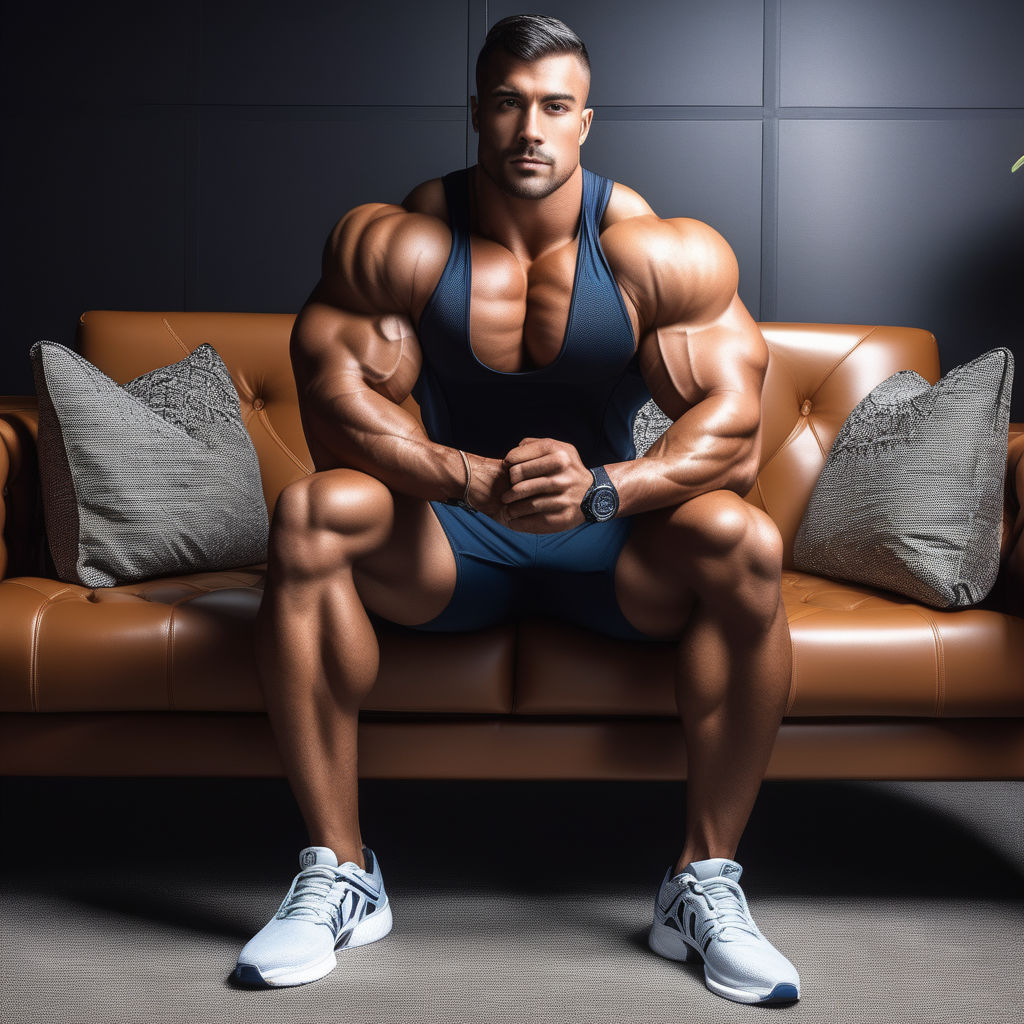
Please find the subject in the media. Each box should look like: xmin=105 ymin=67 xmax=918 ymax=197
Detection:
xmin=480 ymin=155 xmax=577 ymax=201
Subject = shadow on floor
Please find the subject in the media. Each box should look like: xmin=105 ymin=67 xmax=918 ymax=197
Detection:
xmin=2 ymin=775 xmax=1021 ymax=933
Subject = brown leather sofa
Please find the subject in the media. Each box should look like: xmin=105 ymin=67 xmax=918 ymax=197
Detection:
xmin=1 ymin=312 xmax=1022 ymax=780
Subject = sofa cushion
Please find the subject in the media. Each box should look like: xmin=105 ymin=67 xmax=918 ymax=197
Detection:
xmin=0 ymin=570 xmax=516 ymax=714
xmin=792 ymin=348 xmax=1014 ymax=608
xmin=30 ymin=340 xmax=269 ymax=587
xmin=511 ymin=571 xmax=1024 ymax=719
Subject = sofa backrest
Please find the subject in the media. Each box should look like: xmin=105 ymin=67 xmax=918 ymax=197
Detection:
xmin=76 ymin=312 xmax=940 ymax=566
xmin=751 ymin=323 xmax=939 ymax=562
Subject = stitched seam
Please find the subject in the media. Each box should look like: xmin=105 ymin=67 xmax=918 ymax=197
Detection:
xmin=169 ymin=586 xmax=215 ymax=606
xmin=786 ymin=626 xmax=798 ymax=715
xmin=255 ymin=406 xmax=312 ymax=475
xmin=19 ymin=583 xmax=77 ymax=711
xmin=166 ymin=603 xmax=177 ymax=710
xmin=757 ymin=349 xmax=802 ymax=468
xmin=781 ymin=605 xmax=830 ymax=713
xmin=29 ymin=597 xmax=44 ymax=711
xmin=905 ymin=606 xmax=945 ymax=717
xmin=753 ymin=476 xmax=771 ymax=525
xmin=806 ymin=417 xmax=828 ymax=459
xmin=756 ymin=415 xmax=809 ymax=479
xmin=813 ymin=326 xmax=879 ymax=395
xmin=160 ymin=316 xmax=193 ymax=357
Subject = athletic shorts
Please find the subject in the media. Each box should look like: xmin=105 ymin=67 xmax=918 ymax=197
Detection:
xmin=399 ymin=500 xmax=660 ymax=642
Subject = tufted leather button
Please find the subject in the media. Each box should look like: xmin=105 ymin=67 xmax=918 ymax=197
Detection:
xmin=252 ymin=397 xmax=265 ymax=411
xmin=800 ymin=399 xmax=813 ymax=417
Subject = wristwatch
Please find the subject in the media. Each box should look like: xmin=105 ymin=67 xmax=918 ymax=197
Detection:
xmin=580 ymin=465 xmax=619 ymax=523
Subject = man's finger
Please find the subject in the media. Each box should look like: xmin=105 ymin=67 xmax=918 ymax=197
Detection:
xmin=504 ymin=438 xmax=557 ymax=466
xmin=506 ymin=453 xmax=563 ymax=487
xmin=502 ymin=475 xmax=559 ymax=505
xmin=504 ymin=491 xmax=561 ymax=516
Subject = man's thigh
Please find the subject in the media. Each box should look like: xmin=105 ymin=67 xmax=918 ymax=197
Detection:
xmin=350 ymin=490 xmax=458 ymax=627
xmin=613 ymin=501 xmax=705 ymax=641
xmin=528 ymin=516 xmax=670 ymax=642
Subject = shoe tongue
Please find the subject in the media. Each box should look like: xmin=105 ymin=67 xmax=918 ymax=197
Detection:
xmin=298 ymin=846 xmax=339 ymax=869
xmin=685 ymin=857 xmax=743 ymax=883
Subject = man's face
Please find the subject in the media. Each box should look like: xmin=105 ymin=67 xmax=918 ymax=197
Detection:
xmin=471 ymin=52 xmax=593 ymax=200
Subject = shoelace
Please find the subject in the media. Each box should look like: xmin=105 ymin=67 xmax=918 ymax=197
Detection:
xmin=278 ymin=866 xmax=361 ymax=926
xmin=682 ymin=877 xmax=760 ymax=942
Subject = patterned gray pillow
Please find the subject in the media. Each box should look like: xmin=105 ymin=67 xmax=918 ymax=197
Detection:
xmin=30 ymin=340 xmax=269 ymax=587
xmin=632 ymin=398 xmax=672 ymax=457
xmin=793 ymin=347 xmax=1014 ymax=608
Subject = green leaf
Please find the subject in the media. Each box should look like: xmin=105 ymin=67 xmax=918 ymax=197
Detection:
xmin=1013 ymin=154 xmax=1024 ymax=173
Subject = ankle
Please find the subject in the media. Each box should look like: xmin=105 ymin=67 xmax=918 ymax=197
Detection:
xmin=314 ymin=839 xmax=365 ymax=870
xmin=673 ymin=845 xmax=736 ymax=876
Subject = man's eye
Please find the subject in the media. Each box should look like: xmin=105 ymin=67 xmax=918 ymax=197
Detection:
xmin=501 ymin=98 xmax=518 ymax=107
xmin=548 ymin=105 xmax=565 ymax=112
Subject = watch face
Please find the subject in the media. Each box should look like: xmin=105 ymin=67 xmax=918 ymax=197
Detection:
xmin=592 ymin=485 xmax=618 ymax=520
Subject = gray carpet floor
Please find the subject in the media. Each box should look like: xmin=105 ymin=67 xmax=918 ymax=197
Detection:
xmin=0 ymin=777 xmax=1021 ymax=1024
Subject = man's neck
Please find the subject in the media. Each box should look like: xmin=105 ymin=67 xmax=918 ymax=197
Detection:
xmin=469 ymin=163 xmax=584 ymax=265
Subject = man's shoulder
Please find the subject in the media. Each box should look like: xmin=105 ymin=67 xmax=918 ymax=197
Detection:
xmin=401 ymin=177 xmax=450 ymax=223
xmin=599 ymin=178 xmax=657 ymax=229
xmin=600 ymin=199 xmax=738 ymax=330
xmin=320 ymin=191 xmax=451 ymax=314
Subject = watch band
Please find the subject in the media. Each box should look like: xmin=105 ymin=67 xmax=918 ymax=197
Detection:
xmin=581 ymin=465 xmax=619 ymax=523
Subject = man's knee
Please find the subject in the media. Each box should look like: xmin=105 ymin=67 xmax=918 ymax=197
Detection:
xmin=269 ymin=469 xmax=395 ymax=576
xmin=662 ymin=491 xmax=784 ymax=620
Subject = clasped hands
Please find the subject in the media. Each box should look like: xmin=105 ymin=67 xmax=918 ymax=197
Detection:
xmin=470 ymin=437 xmax=593 ymax=534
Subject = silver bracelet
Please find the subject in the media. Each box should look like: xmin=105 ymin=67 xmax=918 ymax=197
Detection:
xmin=449 ymin=449 xmax=476 ymax=511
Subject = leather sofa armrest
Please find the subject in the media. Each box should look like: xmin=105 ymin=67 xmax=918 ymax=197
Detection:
xmin=0 ymin=398 xmax=49 ymax=581
xmin=996 ymin=424 xmax=1024 ymax=617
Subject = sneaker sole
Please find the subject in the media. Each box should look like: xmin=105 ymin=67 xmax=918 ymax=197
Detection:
xmin=235 ymin=901 xmax=393 ymax=988
xmin=648 ymin=920 xmax=799 ymax=1005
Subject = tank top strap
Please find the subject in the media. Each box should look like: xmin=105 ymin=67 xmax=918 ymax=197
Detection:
xmin=581 ymin=166 xmax=614 ymax=237
xmin=441 ymin=167 xmax=472 ymax=244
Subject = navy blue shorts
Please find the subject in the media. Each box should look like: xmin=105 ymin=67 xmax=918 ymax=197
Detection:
xmin=402 ymin=500 xmax=660 ymax=642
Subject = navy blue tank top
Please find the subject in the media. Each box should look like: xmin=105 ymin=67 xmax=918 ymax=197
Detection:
xmin=412 ymin=165 xmax=652 ymax=467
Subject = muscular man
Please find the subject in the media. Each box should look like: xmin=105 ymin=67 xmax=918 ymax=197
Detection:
xmin=235 ymin=14 xmax=799 ymax=1006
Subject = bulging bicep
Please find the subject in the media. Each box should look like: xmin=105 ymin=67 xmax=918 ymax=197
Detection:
xmin=291 ymin=293 xmax=423 ymax=411
xmin=638 ymin=294 xmax=767 ymax=424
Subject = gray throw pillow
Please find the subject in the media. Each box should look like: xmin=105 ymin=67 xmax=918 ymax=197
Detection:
xmin=30 ymin=340 xmax=269 ymax=587
xmin=633 ymin=398 xmax=672 ymax=457
xmin=792 ymin=347 xmax=1014 ymax=609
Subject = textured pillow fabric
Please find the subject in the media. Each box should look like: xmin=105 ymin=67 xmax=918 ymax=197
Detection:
xmin=632 ymin=398 xmax=672 ymax=457
xmin=793 ymin=347 xmax=1014 ymax=609
xmin=30 ymin=340 xmax=269 ymax=588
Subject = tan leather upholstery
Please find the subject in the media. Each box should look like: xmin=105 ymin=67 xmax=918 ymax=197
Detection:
xmin=514 ymin=571 xmax=1024 ymax=718
xmin=1 ymin=312 xmax=1021 ymax=778
xmin=1 ymin=714 xmax=1021 ymax=781
xmin=77 ymin=311 xmax=315 ymax=517
xmin=749 ymin=324 xmax=941 ymax=563
xmin=0 ymin=571 xmax=515 ymax=715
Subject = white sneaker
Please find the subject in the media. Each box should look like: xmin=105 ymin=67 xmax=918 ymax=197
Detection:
xmin=234 ymin=845 xmax=392 ymax=987
xmin=648 ymin=857 xmax=800 ymax=1004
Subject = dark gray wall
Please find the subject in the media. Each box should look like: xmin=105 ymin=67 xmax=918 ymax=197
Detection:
xmin=3 ymin=0 xmax=1023 ymax=417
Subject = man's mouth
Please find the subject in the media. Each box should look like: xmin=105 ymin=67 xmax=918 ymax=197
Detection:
xmin=511 ymin=157 xmax=550 ymax=168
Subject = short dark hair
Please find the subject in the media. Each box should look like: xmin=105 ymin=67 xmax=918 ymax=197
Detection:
xmin=475 ymin=14 xmax=591 ymax=96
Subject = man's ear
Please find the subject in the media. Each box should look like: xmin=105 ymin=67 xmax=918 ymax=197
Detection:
xmin=470 ymin=95 xmax=479 ymax=133
xmin=579 ymin=107 xmax=594 ymax=145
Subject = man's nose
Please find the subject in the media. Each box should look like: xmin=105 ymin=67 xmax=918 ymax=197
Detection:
xmin=517 ymin=105 xmax=544 ymax=146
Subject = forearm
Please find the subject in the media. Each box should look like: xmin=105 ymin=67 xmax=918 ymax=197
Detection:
xmin=606 ymin=391 xmax=761 ymax=517
xmin=301 ymin=381 xmax=470 ymax=502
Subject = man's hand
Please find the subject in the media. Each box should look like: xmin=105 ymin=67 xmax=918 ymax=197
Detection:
xmin=465 ymin=453 xmax=512 ymax=517
xmin=497 ymin=437 xmax=593 ymax=533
